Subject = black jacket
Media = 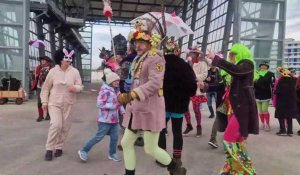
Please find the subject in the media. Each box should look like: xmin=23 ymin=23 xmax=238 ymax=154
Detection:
xmin=205 ymin=68 xmax=222 ymax=92
xmin=275 ymin=77 xmax=298 ymax=119
xmin=163 ymin=54 xmax=197 ymax=113
xmin=254 ymin=71 xmax=275 ymax=100
xmin=212 ymin=57 xmax=259 ymax=138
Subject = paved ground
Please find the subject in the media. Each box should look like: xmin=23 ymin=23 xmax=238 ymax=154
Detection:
xmin=0 ymin=83 xmax=300 ymax=175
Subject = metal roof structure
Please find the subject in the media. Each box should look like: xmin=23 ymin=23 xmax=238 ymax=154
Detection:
xmin=64 ymin=0 xmax=185 ymax=24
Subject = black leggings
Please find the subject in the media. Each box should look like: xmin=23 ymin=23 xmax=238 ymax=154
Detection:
xmin=158 ymin=117 xmax=183 ymax=155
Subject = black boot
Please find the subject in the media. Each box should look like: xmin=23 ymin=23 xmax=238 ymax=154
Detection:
xmin=182 ymin=124 xmax=193 ymax=135
xmin=54 ymin=149 xmax=63 ymax=157
xmin=45 ymin=114 xmax=50 ymax=120
xmin=45 ymin=150 xmax=53 ymax=161
xmin=124 ymin=169 xmax=135 ymax=175
xmin=167 ymin=159 xmax=187 ymax=175
xmin=134 ymin=137 xmax=144 ymax=147
xmin=196 ymin=125 xmax=202 ymax=138
xmin=276 ymin=130 xmax=286 ymax=136
xmin=36 ymin=116 xmax=43 ymax=122
xmin=208 ymin=106 xmax=215 ymax=118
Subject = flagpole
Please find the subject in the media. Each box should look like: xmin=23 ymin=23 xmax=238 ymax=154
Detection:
xmin=108 ymin=18 xmax=117 ymax=62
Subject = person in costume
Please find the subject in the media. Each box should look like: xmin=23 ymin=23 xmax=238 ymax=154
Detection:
xmin=32 ymin=56 xmax=52 ymax=122
xmin=118 ymin=18 xmax=187 ymax=175
xmin=254 ymin=62 xmax=275 ymax=131
xmin=41 ymin=48 xmax=83 ymax=161
xmin=208 ymin=44 xmax=259 ymax=175
xmin=274 ymin=67 xmax=298 ymax=136
xmin=183 ymin=45 xmax=208 ymax=137
xmin=207 ymin=68 xmax=228 ymax=148
xmin=120 ymin=44 xmax=137 ymax=93
xmin=157 ymin=40 xmax=197 ymax=166
xmin=78 ymin=69 xmax=124 ymax=162
xmin=205 ymin=65 xmax=222 ymax=118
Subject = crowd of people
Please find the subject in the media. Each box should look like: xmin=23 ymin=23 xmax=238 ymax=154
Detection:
xmin=31 ymin=18 xmax=300 ymax=175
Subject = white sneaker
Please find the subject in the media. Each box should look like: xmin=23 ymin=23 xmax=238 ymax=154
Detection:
xmin=108 ymin=153 xmax=121 ymax=162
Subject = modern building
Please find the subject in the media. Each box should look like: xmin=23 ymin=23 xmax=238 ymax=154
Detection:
xmin=0 ymin=0 xmax=287 ymax=97
xmin=284 ymin=38 xmax=300 ymax=75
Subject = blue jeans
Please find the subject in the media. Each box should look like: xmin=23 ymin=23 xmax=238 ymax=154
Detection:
xmin=82 ymin=122 xmax=119 ymax=156
xmin=206 ymin=92 xmax=217 ymax=108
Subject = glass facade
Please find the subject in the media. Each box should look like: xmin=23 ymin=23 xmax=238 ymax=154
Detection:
xmin=178 ymin=0 xmax=286 ymax=72
xmin=79 ymin=24 xmax=92 ymax=82
xmin=240 ymin=0 xmax=285 ymax=72
xmin=0 ymin=0 xmax=28 ymax=89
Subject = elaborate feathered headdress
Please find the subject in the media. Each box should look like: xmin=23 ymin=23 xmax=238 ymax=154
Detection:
xmin=128 ymin=18 xmax=162 ymax=56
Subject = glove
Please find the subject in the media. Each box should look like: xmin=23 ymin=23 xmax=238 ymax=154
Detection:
xmin=117 ymin=91 xmax=139 ymax=105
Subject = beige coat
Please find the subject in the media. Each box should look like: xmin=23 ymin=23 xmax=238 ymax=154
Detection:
xmin=192 ymin=61 xmax=208 ymax=95
xmin=122 ymin=52 xmax=166 ymax=132
xmin=41 ymin=65 xmax=83 ymax=106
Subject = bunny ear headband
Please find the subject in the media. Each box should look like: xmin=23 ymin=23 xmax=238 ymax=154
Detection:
xmin=63 ymin=48 xmax=74 ymax=62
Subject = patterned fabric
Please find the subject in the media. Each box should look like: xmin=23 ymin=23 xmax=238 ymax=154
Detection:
xmin=217 ymin=87 xmax=233 ymax=116
xmin=97 ymin=83 xmax=125 ymax=123
xmin=221 ymin=141 xmax=256 ymax=175
xmin=38 ymin=66 xmax=50 ymax=88
xmin=191 ymin=95 xmax=207 ymax=104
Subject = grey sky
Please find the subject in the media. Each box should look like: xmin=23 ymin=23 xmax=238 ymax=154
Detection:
xmin=91 ymin=1 xmax=300 ymax=69
xmin=286 ymin=0 xmax=300 ymax=40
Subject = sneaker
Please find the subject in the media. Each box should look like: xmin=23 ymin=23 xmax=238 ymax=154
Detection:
xmin=36 ymin=116 xmax=43 ymax=122
xmin=78 ymin=150 xmax=88 ymax=161
xmin=54 ymin=149 xmax=63 ymax=157
xmin=195 ymin=126 xmax=202 ymax=138
xmin=45 ymin=150 xmax=53 ymax=161
xmin=276 ymin=131 xmax=286 ymax=136
xmin=108 ymin=153 xmax=121 ymax=162
xmin=208 ymin=139 xmax=218 ymax=148
xmin=297 ymin=130 xmax=300 ymax=136
xmin=287 ymin=133 xmax=293 ymax=137
xmin=183 ymin=124 xmax=193 ymax=136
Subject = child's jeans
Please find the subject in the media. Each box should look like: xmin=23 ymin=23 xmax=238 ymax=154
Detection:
xmin=82 ymin=122 xmax=119 ymax=156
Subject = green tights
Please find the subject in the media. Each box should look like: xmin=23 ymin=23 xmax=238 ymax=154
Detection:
xmin=121 ymin=129 xmax=172 ymax=170
xmin=257 ymin=101 xmax=269 ymax=113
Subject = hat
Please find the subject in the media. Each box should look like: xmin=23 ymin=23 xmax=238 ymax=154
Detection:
xmin=164 ymin=40 xmax=180 ymax=55
xmin=259 ymin=62 xmax=269 ymax=69
xmin=104 ymin=68 xmax=120 ymax=85
xmin=39 ymin=56 xmax=52 ymax=63
xmin=188 ymin=42 xmax=201 ymax=54
xmin=276 ymin=67 xmax=291 ymax=77
xmin=128 ymin=18 xmax=162 ymax=55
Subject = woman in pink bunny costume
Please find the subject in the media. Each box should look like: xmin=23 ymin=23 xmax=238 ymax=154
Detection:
xmin=41 ymin=48 xmax=83 ymax=161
